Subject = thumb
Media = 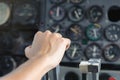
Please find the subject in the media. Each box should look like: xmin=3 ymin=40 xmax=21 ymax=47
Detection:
xmin=25 ymin=46 xmax=31 ymax=59
xmin=63 ymin=38 xmax=71 ymax=50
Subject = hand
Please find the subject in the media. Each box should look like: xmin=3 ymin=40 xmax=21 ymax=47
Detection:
xmin=25 ymin=30 xmax=71 ymax=68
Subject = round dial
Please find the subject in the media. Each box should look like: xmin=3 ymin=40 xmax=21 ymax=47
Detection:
xmin=66 ymin=24 xmax=83 ymax=41
xmin=0 ymin=56 xmax=16 ymax=76
xmin=99 ymin=73 xmax=116 ymax=80
xmin=70 ymin=0 xmax=84 ymax=4
xmin=86 ymin=24 xmax=102 ymax=41
xmin=103 ymin=44 xmax=120 ymax=62
xmin=87 ymin=5 xmax=103 ymax=23
xmin=14 ymin=3 xmax=37 ymax=25
xmin=105 ymin=24 xmax=120 ymax=42
xmin=85 ymin=43 xmax=102 ymax=59
xmin=0 ymin=2 xmax=10 ymax=25
xmin=68 ymin=6 xmax=84 ymax=22
xmin=49 ymin=24 xmax=63 ymax=33
xmin=49 ymin=6 xmax=65 ymax=21
xmin=50 ymin=0 xmax=65 ymax=3
xmin=66 ymin=43 xmax=82 ymax=60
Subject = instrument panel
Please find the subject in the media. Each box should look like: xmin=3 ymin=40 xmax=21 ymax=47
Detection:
xmin=0 ymin=0 xmax=120 ymax=80
xmin=40 ymin=0 xmax=120 ymax=64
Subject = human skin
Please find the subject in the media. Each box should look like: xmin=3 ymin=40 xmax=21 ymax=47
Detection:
xmin=0 ymin=30 xmax=71 ymax=80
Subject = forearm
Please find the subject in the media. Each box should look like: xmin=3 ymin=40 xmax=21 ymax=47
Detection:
xmin=0 ymin=55 xmax=50 ymax=80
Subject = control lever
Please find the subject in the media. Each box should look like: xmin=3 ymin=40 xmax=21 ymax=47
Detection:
xmin=79 ymin=59 xmax=101 ymax=80
xmin=55 ymin=65 xmax=60 ymax=80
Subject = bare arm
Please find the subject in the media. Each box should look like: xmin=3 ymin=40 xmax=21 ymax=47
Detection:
xmin=0 ymin=30 xmax=71 ymax=80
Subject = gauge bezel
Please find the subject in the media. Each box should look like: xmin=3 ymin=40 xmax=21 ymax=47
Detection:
xmin=0 ymin=56 xmax=17 ymax=76
xmin=104 ymin=24 xmax=120 ymax=42
xmin=86 ymin=24 xmax=102 ymax=41
xmin=103 ymin=44 xmax=120 ymax=62
xmin=0 ymin=2 xmax=11 ymax=26
xmin=65 ymin=43 xmax=83 ymax=60
xmin=68 ymin=6 xmax=84 ymax=22
xmin=87 ymin=5 xmax=103 ymax=23
xmin=13 ymin=3 xmax=38 ymax=25
xmin=85 ymin=43 xmax=102 ymax=59
xmin=66 ymin=24 xmax=83 ymax=41
xmin=49 ymin=5 xmax=66 ymax=21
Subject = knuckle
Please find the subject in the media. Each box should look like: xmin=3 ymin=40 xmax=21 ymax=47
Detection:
xmin=35 ymin=31 xmax=42 ymax=36
xmin=58 ymin=38 xmax=65 ymax=43
xmin=53 ymin=33 xmax=58 ymax=36
xmin=45 ymin=30 xmax=52 ymax=34
xmin=53 ymin=33 xmax=62 ymax=37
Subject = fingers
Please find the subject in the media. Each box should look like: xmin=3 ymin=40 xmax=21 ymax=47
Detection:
xmin=35 ymin=30 xmax=62 ymax=38
xmin=37 ymin=30 xmax=70 ymax=50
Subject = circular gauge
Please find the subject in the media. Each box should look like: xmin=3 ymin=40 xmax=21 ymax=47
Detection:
xmin=49 ymin=6 xmax=65 ymax=21
xmin=66 ymin=24 xmax=82 ymax=40
xmin=66 ymin=43 xmax=82 ymax=60
xmin=68 ymin=6 xmax=84 ymax=22
xmin=49 ymin=24 xmax=63 ymax=33
xmin=50 ymin=0 xmax=65 ymax=3
xmin=103 ymin=44 xmax=120 ymax=62
xmin=70 ymin=0 xmax=84 ymax=4
xmin=0 ymin=2 xmax=10 ymax=25
xmin=105 ymin=24 xmax=120 ymax=42
xmin=14 ymin=3 xmax=37 ymax=25
xmin=0 ymin=56 xmax=16 ymax=76
xmin=86 ymin=24 xmax=102 ymax=41
xmin=85 ymin=43 xmax=102 ymax=59
xmin=87 ymin=5 xmax=103 ymax=23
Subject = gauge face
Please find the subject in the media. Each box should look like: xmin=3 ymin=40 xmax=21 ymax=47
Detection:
xmin=71 ymin=0 xmax=84 ymax=4
xmin=0 ymin=56 xmax=16 ymax=76
xmin=66 ymin=24 xmax=83 ymax=40
xmin=68 ymin=6 xmax=84 ymax=22
xmin=50 ymin=0 xmax=65 ymax=3
xmin=0 ymin=2 xmax=10 ymax=25
xmin=14 ymin=3 xmax=37 ymax=25
xmin=103 ymin=44 xmax=120 ymax=62
xmin=66 ymin=43 xmax=82 ymax=60
xmin=86 ymin=24 xmax=102 ymax=41
xmin=49 ymin=6 xmax=65 ymax=21
xmin=105 ymin=24 xmax=120 ymax=42
xmin=87 ymin=5 xmax=103 ymax=23
xmin=49 ymin=24 xmax=63 ymax=33
xmin=85 ymin=43 xmax=102 ymax=59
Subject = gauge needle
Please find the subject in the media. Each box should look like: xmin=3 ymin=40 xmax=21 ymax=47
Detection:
xmin=74 ymin=10 xmax=80 ymax=19
xmin=71 ymin=47 xmax=77 ymax=58
xmin=114 ymin=34 xmax=118 ymax=40
xmin=54 ymin=25 xmax=60 ymax=33
xmin=93 ymin=46 xmax=97 ymax=57
xmin=93 ymin=46 xmax=97 ymax=52
xmin=56 ymin=7 xmax=60 ymax=17
xmin=70 ymin=26 xmax=80 ymax=34
xmin=93 ymin=29 xmax=97 ymax=38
